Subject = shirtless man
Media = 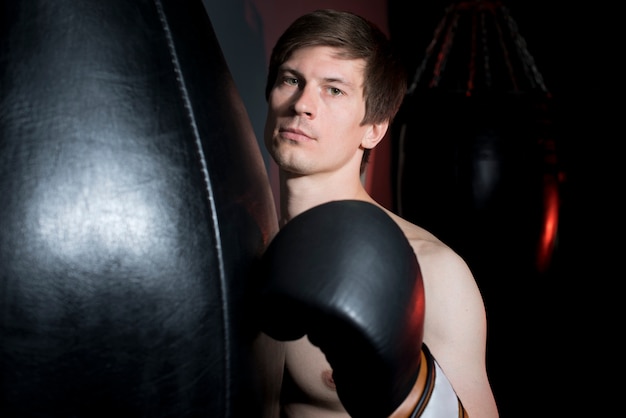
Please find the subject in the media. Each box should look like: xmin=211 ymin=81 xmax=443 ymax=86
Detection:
xmin=261 ymin=9 xmax=499 ymax=418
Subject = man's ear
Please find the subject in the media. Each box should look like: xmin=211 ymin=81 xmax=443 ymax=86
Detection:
xmin=361 ymin=121 xmax=389 ymax=149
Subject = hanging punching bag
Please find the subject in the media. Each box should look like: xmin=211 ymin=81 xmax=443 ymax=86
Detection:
xmin=390 ymin=0 xmax=561 ymax=277
xmin=393 ymin=92 xmax=556 ymax=274
xmin=0 ymin=1 xmax=281 ymax=417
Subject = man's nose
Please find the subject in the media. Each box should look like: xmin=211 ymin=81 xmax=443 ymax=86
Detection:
xmin=292 ymin=85 xmax=316 ymax=118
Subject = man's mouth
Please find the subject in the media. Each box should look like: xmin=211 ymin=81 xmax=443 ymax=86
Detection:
xmin=280 ymin=127 xmax=314 ymax=142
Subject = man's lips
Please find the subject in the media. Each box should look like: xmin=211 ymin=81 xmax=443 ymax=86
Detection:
xmin=279 ymin=127 xmax=314 ymax=141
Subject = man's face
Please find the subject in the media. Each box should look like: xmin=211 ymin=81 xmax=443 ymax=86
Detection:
xmin=264 ymin=46 xmax=369 ymax=177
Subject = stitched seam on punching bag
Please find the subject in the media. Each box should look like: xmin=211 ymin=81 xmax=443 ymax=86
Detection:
xmin=153 ymin=0 xmax=232 ymax=414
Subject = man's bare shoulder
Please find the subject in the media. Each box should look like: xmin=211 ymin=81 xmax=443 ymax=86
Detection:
xmin=384 ymin=210 xmax=452 ymax=256
xmin=382 ymin=208 xmax=476 ymax=288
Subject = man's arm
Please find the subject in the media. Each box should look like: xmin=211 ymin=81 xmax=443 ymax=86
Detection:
xmin=417 ymin=248 xmax=499 ymax=418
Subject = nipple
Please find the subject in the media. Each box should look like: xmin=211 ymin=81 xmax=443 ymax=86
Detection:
xmin=321 ymin=369 xmax=336 ymax=391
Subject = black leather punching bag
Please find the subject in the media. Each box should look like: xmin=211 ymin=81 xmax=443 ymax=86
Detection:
xmin=0 ymin=1 xmax=281 ymax=417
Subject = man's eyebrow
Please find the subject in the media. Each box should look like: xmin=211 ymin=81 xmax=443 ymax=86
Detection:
xmin=277 ymin=66 xmax=301 ymax=77
xmin=322 ymin=76 xmax=354 ymax=88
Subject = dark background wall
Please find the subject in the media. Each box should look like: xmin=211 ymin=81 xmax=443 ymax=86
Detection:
xmin=203 ymin=1 xmax=616 ymax=416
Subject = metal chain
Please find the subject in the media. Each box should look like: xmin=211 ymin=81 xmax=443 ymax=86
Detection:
xmin=407 ymin=0 xmax=551 ymax=96
xmin=502 ymin=5 xmax=551 ymax=95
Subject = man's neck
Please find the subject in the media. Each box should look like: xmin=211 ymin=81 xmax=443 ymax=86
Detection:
xmin=278 ymin=170 xmax=374 ymax=226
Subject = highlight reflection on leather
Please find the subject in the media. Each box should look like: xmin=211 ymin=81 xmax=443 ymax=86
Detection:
xmin=0 ymin=1 xmax=279 ymax=417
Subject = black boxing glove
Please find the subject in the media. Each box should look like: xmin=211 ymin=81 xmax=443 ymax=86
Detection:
xmin=257 ymin=200 xmax=424 ymax=418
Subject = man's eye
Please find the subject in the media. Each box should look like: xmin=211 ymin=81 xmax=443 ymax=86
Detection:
xmin=329 ymin=87 xmax=343 ymax=96
xmin=284 ymin=78 xmax=299 ymax=86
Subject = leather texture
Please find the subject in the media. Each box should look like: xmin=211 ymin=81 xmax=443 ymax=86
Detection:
xmin=0 ymin=1 xmax=279 ymax=417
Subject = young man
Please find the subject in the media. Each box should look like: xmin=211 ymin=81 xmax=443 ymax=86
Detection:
xmin=261 ymin=9 xmax=499 ymax=418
